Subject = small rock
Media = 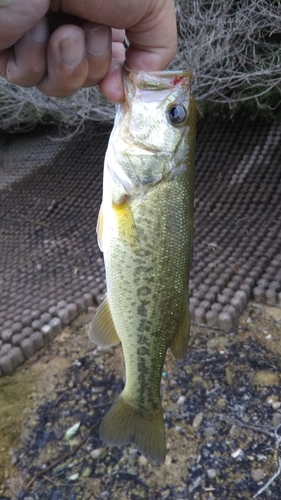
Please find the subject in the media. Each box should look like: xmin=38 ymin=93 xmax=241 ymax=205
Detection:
xmin=64 ymin=422 xmax=81 ymax=440
xmin=229 ymin=424 xmax=240 ymax=439
xmin=177 ymin=395 xmax=186 ymax=405
xmin=90 ymin=448 xmax=104 ymax=459
xmin=272 ymin=412 xmax=281 ymax=428
xmin=127 ymin=466 xmax=137 ymax=475
xmin=164 ymin=455 xmax=172 ymax=467
xmin=225 ymin=366 xmax=233 ymax=385
xmin=207 ymin=468 xmax=216 ymax=479
xmin=266 ymin=395 xmax=280 ymax=405
xmin=204 ymin=426 xmax=216 ymax=437
xmin=231 ymin=448 xmax=242 ymax=458
xmin=207 ymin=336 xmax=230 ymax=351
xmin=251 ymin=468 xmax=265 ymax=482
xmin=131 ymin=490 xmax=146 ymax=499
xmin=192 ymin=411 xmax=204 ymax=428
xmin=217 ymin=398 xmax=227 ymax=408
xmin=77 ymin=399 xmax=87 ymax=406
xmin=68 ymin=473 xmax=79 ymax=481
xmin=81 ymin=466 xmax=92 ymax=478
xmin=175 ymin=425 xmax=183 ymax=432
xmin=254 ymin=371 xmax=280 ymax=386
xmin=138 ymin=455 xmax=148 ymax=466
xmin=10 ymin=454 xmax=18 ymax=466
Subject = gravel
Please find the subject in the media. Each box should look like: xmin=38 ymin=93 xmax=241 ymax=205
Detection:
xmin=0 ymin=304 xmax=280 ymax=499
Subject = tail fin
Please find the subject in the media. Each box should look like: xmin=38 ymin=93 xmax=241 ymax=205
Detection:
xmin=99 ymin=393 xmax=166 ymax=463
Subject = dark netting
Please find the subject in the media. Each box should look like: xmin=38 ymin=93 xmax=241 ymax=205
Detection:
xmin=0 ymin=117 xmax=280 ymax=376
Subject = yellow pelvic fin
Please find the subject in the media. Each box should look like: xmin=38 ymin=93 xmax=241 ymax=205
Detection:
xmin=112 ymin=197 xmax=139 ymax=250
xmin=169 ymin=305 xmax=190 ymax=361
xmin=96 ymin=203 xmax=104 ymax=252
xmin=100 ymin=392 xmax=166 ymax=463
xmin=86 ymin=295 xmax=120 ymax=348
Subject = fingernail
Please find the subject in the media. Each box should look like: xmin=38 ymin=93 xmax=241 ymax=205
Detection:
xmin=86 ymin=26 xmax=111 ymax=56
xmin=60 ymin=33 xmax=85 ymax=67
xmin=30 ymin=18 xmax=49 ymax=43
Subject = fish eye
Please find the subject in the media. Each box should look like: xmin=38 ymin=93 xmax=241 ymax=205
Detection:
xmin=166 ymin=103 xmax=188 ymax=127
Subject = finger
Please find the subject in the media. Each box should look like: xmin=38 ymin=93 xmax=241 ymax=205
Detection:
xmin=111 ymin=29 xmax=125 ymax=61
xmin=112 ymin=41 xmax=125 ymax=61
xmin=125 ymin=4 xmax=177 ymax=71
xmin=81 ymin=22 xmax=112 ymax=88
xmin=0 ymin=49 xmax=12 ymax=79
xmin=98 ymin=28 xmax=125 ymax=101
xmin=99 ymin=58 xmax=124 ymax=103
xmin=112 ymin=28 xmax=125 ymax=44
xmin=0 ymin=0 xmax=49 ymax=49
xmin=37 ymin=24 xmax=88 ymax=97
xmin=57 ymin=0 xmax=177 ymax=70
xmin=5 ymin=17 xmax=49 ymax=87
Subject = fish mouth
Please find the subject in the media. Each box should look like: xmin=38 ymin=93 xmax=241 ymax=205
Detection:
xmin=118 ymin=135 xmax=163 ymax=155
xmin=123 ymin=64 xmax=192 ymax=89
xmin=126 ymin=144 xmax=163 ymax=155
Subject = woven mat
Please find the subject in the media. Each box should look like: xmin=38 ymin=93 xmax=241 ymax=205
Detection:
xmin=0 ymin=117 xmax=280 ymax=376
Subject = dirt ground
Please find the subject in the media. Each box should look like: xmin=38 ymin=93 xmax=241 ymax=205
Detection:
xmin=0 ymin=303 xmax=281 ymax=500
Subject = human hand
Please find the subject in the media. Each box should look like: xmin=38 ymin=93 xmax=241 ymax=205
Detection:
xmin=0 ymin=0 xmax=177 ymax=102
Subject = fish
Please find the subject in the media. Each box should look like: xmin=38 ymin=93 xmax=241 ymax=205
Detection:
xmin=87 ymin=66 xmax=196 ymax=463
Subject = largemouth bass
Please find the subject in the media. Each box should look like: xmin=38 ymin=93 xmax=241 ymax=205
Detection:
xmin=88 ymin=67 xmax=196 ymax=463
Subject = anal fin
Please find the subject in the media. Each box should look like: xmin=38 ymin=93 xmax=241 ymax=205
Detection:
xmin=169 ymin=305 xmax=190 ymax=361
xmin=86 ymin=295 xmax=120 ymax=348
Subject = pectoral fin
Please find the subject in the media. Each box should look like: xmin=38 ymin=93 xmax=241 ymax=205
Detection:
xmin=113 ymin=197 xmax=139 ymax=250
xmin=96 ymin=203 xmax=104 ymax=252
xmin=86 ymin=295 xmax=120 ymax=348
xmin=169 ymin=305 xmax=190 ymax=361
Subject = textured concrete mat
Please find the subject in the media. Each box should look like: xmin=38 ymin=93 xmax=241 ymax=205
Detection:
xmin=0 ymin=118 xmax=280 ymax=376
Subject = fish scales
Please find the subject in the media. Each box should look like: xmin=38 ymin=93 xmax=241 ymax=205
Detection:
xmin=88 ymin=67 xmax=196 ymax=463
xmin=108 ymin=176 xmax=191 ymax=405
